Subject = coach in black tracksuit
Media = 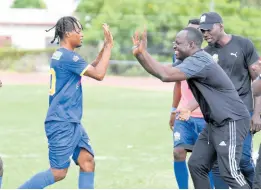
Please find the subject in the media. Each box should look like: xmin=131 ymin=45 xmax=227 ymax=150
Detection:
xmin=197 ymin=12 xmax=261 ymax=189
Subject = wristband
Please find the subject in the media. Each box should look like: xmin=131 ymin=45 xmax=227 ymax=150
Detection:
xmin=171 ymin=107 xmax=177 ymax=113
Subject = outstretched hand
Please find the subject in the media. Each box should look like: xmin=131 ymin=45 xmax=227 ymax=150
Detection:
xmin=132 ymin=29 xmax=148 ymax=56
xmin=102 ymin=23 xmax=113 ymax=48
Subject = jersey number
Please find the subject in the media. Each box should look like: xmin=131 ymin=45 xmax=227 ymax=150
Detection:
xmin=49 ymin=68 xmax=56 ymax=95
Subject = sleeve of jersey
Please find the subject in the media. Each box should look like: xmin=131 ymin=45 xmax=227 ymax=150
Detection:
xmin=172 ymin=60 xmax=182 ymax=67
xmin=244 ymin=39 xmax=259 ymax=67
xmin=175 ymin=57 xmax=207 ymax=79
xmin=63 ymin=54 xmax=89 ymax=76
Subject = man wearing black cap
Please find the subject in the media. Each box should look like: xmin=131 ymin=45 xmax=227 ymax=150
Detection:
xmin=198 ymin=11 xmax=261 ymax=188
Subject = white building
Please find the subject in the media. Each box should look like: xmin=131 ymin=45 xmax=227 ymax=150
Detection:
xmin=0 ymin=0 xmax=81 ymax=49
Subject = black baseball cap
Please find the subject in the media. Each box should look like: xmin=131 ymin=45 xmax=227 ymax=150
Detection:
xmin=199 ymin=12 xmax=223 ymax=30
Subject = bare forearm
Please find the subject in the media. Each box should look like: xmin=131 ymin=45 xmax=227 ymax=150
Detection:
xmin=134 ymin=49 xmax=186 ymax=82
xmin=94 ymin=46 xmax=112 ymax=78
xmin=172 ymin=82 xmax=181 ymax=108
xmin=91 ymin=46 xmax=105 ymax=67
xmin=254 ymin=96 xmax=261 ymax=114
xmin=252 ymin=79 xmax=261 ymax=97
xmin=135 ymin=51 xmax=186 ymax=82
xmin=135 ymin=51 xmax=163 ymax=79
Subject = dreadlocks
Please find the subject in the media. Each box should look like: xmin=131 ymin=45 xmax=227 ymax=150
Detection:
xmin=45 ymin=16 xmax=83 ymax=44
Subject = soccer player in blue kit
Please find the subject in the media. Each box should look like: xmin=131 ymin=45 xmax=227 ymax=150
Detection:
xmin=18 ymin=16 xmax=114 ymax=189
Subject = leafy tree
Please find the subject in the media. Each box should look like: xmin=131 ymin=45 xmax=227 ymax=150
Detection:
xmin=76 ymin=0 xmax=261 ymax=60
xmin=11 ymin=0 xmax=46 ymax=9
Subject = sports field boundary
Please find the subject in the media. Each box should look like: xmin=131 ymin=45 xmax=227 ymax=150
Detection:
xmin=0 ymin=72 xmax=174 ymax=91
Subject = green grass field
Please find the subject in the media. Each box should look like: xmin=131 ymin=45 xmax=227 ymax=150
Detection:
xmin=0 ymin=84 xmax=260 ymax=189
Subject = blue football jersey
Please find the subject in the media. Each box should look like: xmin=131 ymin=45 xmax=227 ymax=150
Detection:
xmin=45 ymin=48 xmax=89 ymax=123
xmin=172 ymin=54 xmax=176 ymax=64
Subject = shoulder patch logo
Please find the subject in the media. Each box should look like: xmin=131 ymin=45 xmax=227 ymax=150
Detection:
xmin=212 ymin=54 xmax=219 ymax=63
xmin=52 ymin=51 xmax=62 ymax=60
xmin=73 ymin=55 xmax=79 ymax=62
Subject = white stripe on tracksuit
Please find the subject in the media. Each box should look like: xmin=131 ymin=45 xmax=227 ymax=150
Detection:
xmin=228 ymin=121 xmax=247 ymax=187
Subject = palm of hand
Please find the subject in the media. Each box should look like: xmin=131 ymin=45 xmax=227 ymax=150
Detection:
xmin=132 ymin=30 xmax=147 ymax=56
xmin=102 ymin=23 xmax=113 ymax=48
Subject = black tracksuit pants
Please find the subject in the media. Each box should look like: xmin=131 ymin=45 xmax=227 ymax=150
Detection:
xmin=188 ymin=118 xmax=250 ymax=189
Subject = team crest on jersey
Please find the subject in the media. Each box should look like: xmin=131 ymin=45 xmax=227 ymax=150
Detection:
xmin=212 ymin=54 xmax=219 ymax=63
xmin=52 ymin=51 xmax=62 ymax=60
xmin=73 ymin=55 xmax=79 ymax=62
